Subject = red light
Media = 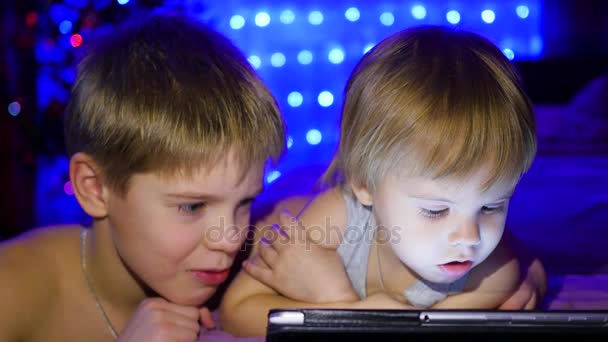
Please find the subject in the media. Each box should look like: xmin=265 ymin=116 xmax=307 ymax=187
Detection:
xmin=25 ymin=12 xmax=38 ymax=26
xmin=70 ymin=34 xmax=83 ymax=48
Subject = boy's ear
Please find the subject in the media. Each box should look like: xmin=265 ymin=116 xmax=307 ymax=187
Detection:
xmin=69 ymin=152 xmax=109 ymax=218
xmin=349 ymin=181 xmax=374 ymax=206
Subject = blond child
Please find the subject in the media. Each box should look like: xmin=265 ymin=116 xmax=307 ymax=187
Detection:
xmin=220 ymin=25 xmax=546 ymax=337
xmin=0 ymin=14 xmax=285 ymax=341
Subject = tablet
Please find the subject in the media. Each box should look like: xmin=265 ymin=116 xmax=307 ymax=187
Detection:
xmin=266 ymin=308 xmax=608 ymax=341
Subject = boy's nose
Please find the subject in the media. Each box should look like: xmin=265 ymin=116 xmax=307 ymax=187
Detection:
xmin=448 ymin=217 xmax=481 ymax=247
xmin=204 ymin=216 xmax=245 ymax=255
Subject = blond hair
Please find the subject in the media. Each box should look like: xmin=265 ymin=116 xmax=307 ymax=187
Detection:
xmin=324 ymin=25 xmax=536 ymax=192
xmin=64 ymin=14 xmax=286 ymax=195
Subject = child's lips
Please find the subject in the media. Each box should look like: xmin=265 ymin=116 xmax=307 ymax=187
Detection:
xmin=438 ymin=260 xmax=473 ymax=276
xmin=191 ymin=269 xmax=230 ymax=285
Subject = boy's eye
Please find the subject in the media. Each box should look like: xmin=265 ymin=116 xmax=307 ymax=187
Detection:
xmin=481 ymin=205 xmax=504 ymax=214
xmin=420 ymin=208 xmax=449 ymax=219
xmin=178 ymin=202 xmax=206 ymax=214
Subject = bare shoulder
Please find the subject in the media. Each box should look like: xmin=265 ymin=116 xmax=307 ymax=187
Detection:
xmin=0 ymin=225 xmax=81 ymax=340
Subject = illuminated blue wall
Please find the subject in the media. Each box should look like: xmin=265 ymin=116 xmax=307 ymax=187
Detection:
xmin=33 ymin=0 xmax=542 ymax=225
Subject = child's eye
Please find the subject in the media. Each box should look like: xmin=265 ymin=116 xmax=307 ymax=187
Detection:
xmin=420 ymin=208 xmax=449 ymax=220
xmin=481 ymin=205 xmax=504 ymax=214
xmin=178 ymin=202 xmax=206 ymax=215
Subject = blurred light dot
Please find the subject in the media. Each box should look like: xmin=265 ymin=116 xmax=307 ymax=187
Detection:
xmin=248 ymin=55 xmax=261 ymax=69
xmin=255 ymin=12 xmax=271 ymax=27
xmin=516 ymin=5 xmax=530 ymax=19
xmin=306 ymin=129 xmax=323 ymax=145
xmin=446 ymin=10 xmax=460 ymax=24
xmin=8 ymin=102 xmax=21 ymax=117
xmin=411 ymin=5 xmax=427 ymax=19
xmin=230 ymin=15 xmax=245 ymax=29
xmin=26 ymin=12 xmax=38 ymax=26
xmin=64 ymin=181 xmax=74 ymax=195
xmin=287 ymin=136 xmax=294 ymax=149
xmin=117 ymin=0 xmax=130 ymax=5
xmin=297 ymin=50 xmax=313 ymax=64
xmin=70 ymin=34 xmax=83 ymax=48
xmin=59 ymin=20 xmax=72 ymax=34
xmin=345 ymin=7 xmax=360 ymax=22
xmin=481 ymin=10 xmax=495 ymax=23
xmin=266 ymin=171 xmax=281 ymax=184
xmin=530 ymin=36 xmax=543 ymax=55
xmin=270 ymin=52 xmax=286 ymax=67
xmin=287 ymin=92 xmax=303 ymax=107
xmin=280 ymin=10 xmax=295 ymax=24
xmin=328 ymin=48 xmax=345 ymax=64
xmin=503 ymin=48 xmax=515 ymax=60
xmin=318 ymin=91 xmax=334 ymax=107
xmin=363 ymin=43 xmax=375 ymax=54
xmin=379 ymin=12 xmax=395 ymax=26
xmin=308 ymin=11 xmax=323 ymax=25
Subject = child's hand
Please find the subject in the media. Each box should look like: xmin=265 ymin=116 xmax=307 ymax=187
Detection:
xmin=243 ymin=210 xmax=359 ymax=304
xmin=498 ymin=257 xmax=546 ymax=310
xmin=117 ymin=298 xmax=211 ymax=342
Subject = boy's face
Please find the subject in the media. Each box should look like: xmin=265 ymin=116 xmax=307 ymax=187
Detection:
xmin=105 ymin=153 xmax=264 ymax=306
xmin=370 ymin=165 xmax=515 ymax=284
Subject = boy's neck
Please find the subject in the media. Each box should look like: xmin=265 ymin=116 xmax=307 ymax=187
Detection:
xmin=86 ymin=221 xmax=147 ymax=317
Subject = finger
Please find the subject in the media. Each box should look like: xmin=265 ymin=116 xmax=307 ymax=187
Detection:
xmin=158 ymin=308 xmax=201 ymax=334
xmin=269 ymin=224 xmax=291 ymax=251
xmin=199 ymin=307 xmax=216 ymax=330
xmin=242 ymin=259 xmax=274 ymax=286
xmin=258 ymin=238 xmax=280 ymax=267
xmin=524 ymin=291 xmax=537 ymax=310
xmin=498 ymin=286 xmax=527 ymax=310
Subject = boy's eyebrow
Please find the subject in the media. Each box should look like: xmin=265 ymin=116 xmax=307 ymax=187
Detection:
xmin=407 ymin=189 xmax=515 ymax=204
xmin=165 ymin=187 xmax=264 ymax=201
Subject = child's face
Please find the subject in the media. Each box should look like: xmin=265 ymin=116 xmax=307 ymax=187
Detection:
xmin=371 ymin=166 xmax=515 ymax=284
xmin=105 ymin=153 xmax=264 ymax=306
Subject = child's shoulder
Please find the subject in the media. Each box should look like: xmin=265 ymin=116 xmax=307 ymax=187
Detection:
xmin=0 ymin=225 xmax=81 ymax=316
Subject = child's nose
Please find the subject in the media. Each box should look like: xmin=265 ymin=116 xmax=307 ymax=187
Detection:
xmin=448 ymin=217 xmax=481 ymax=247
xmin=204 ymin=216 xmax=245 ymax=255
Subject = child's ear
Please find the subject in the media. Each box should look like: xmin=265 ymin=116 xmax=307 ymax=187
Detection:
xmin=349 ymin=181 xmax=374 ymax=206
xmin=69 ymin=152 xmax=109 ymax=218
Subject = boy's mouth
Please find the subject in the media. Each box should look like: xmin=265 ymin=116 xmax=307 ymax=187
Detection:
xmin=437 ymin=260 xmax=473 ymax=277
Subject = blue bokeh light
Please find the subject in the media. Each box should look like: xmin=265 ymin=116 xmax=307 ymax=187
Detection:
xmin=306 ymin=129 xmax=323 ymax=145
xmin=255 ymin=12 xmax=271 ymax=27
xmin=297 ymin=50 xmax=313 ymax=64
xmin=230 ymin=15 xmax=245 ymax=29
xmin=280 ymin=10 xmax=295 ymax=24
xmin=287 ymin=91 xmax=303 ymax=107
xmin=345 ymin=7 xmax=360 ymax=22
xmin=446 ymin=10 xmax=460 ymax=24
xmin=270 ymin=52 xmax=286 ymax=67
xmin=317 ymin=91 xmax=334 ymax=107
xmin=411 ymin=5 xmax=427 ymax=19
xmin=328 ymin=48 xmax=345 ymax=64
xmin=247 ymin=55 xmax=261 ymax=69
xmin=481 ymin=9 xmax=496 ymax=23
xmin=379 ymin=12 xmax=395 ymax=26
xmin=308 ymin=11 xmax=324 ymax=25
xmin=516 ymin=5 xmax=530 ymax=19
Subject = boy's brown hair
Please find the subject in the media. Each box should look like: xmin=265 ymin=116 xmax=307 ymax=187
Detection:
xmin=64 ymin=14 xmax=286 ymax=194
xmin=324 ymin=25 xmax=537 ymax=192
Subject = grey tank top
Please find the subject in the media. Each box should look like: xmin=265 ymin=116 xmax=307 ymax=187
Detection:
xmin=336 ymin=191 xmax=469 ymax=308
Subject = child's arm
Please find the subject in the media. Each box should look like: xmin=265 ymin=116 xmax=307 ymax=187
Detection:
xmin=219 ymin=188 xmax=410 ymax=337
xmin=431 ymin=232 xmax=522 ymax=309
